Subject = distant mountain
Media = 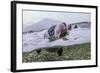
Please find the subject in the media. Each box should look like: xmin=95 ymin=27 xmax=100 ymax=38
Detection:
xmin=23 ymin=18 xmax=91 ymax=33
xmin=23 ymin=18 xmax=63 ymax=33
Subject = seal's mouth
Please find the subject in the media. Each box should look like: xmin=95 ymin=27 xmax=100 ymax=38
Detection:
xmin=60 ymin=29 xmax=68 ymax=38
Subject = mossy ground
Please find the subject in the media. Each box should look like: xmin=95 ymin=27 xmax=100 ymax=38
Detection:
xmin=22 ymin=43 xmax=91 ymax=63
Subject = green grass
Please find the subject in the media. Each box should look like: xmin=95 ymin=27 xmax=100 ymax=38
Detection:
xmin=22 ymin=43 xmax=91 ymax=63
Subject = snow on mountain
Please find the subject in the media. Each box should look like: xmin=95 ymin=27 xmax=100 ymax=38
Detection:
xmin=23 ymin=18 xmax=63 ymax=33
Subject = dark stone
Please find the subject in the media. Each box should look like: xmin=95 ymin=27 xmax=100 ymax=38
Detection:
xmin=74 ymin=24 xmax=78 ymax=28
xmin=68 ymin=24 xmax=72 ymax=30
xmin=28 ymin=30 xmax=34 ymax=33
xmin=57 ymin=48 xmax=63 ymax=56
xmin=36 ymin=49 xmax=41 ymax=54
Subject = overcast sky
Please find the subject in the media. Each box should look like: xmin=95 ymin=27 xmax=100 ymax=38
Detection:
xmin=23 ymin=10 xmax=91 ymax=25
